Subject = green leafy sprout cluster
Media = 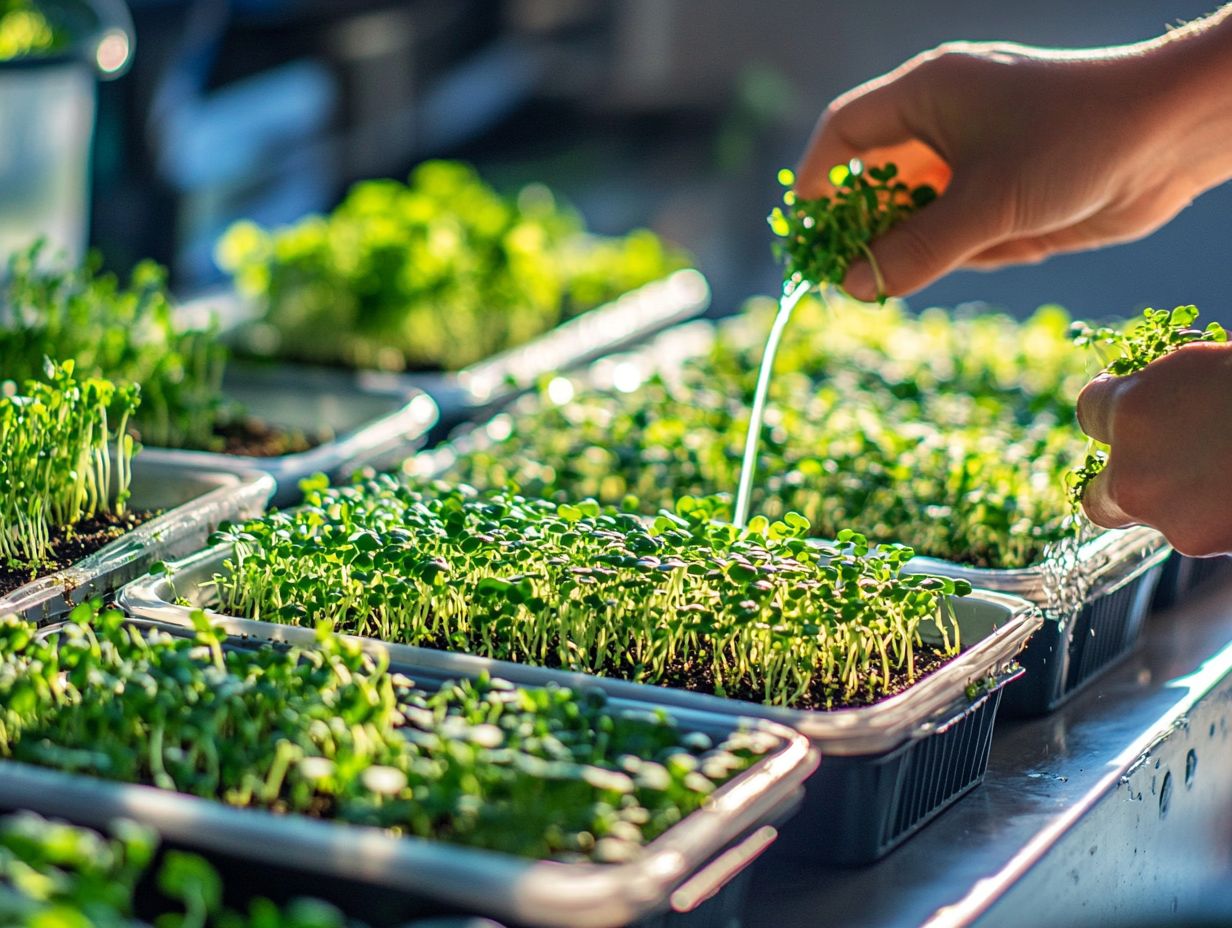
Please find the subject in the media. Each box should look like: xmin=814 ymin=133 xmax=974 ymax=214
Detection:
xmin=0 ymin=811 xmax=363 ymax=928
xmin=768 ymin=162 xmax=936 ymax=297
xmin=0 ymin=360 xmax=139 ymax=569
xmin=0 ymin=0 xmax=63 ymax=60
xmin=215 ymin=160 xmax=688 ymax=372
xmin=1 ymin=245 xmax=227 ymax=451
xmin=1068 ymin=304 xmax=1227 ymax=506
xmin=0 ymin=602 xmax=773 ymax=864
xmin=211 ymin=476 xmax=969 ymax=709
xmin=441 ymin=295 xmax=1092 ymax=568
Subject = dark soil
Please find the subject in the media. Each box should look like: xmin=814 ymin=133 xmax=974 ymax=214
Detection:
xmin=0 ymin=510 xmax=155 ymax=597
xmin=212 ymin=418 xmax=323 ymax=457
xmin=646 ymin=647 xmax=955 ymax=710
xmin=382 ymin=626 xmax=955 ymax=712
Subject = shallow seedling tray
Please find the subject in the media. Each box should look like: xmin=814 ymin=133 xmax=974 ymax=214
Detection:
xmin=121 ymin=546 xmax=1039 ymax=866
xmin=136 ymin=362 xmax=438 ymax=507
xmin=0 ymin=462 xmax=273 ymax=625
xmin=2 ymin=616 xmax=816 ymax=928
xmin=909 ymin=525 xmax=1170 ymax=717
xmin=178 ymin=270 xmax=709 ymax=448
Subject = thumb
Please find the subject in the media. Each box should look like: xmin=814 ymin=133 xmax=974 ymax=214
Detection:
xmin=842 ymin=178 xmax=1004 ymax=300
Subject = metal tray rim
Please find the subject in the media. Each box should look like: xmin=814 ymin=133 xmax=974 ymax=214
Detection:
xmin=0 ymin=462 xmax=275 ymax=623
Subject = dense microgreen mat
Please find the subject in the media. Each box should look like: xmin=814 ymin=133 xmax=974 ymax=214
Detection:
xmin=1068 ymin=305 xmax=1226 ymax=505
xmin=0 ymin=360 xmax=138 ymax=570
xmin=0 ymin=0 xmax=62 ymax=59
xmin=768 ymin=162 xmax=936 ymax=296
xmin=216 ymin=160 xmax=688 ymax=372
xmin=0 ymin=811 xmax=365 ymax=927
xmin=442 ymin=295 xmax=1091 ymax=568
xmin=211 ymin=476 xmax=969 ymax=709
xmin=1 ymin=246 xmax=226 ymax=450
xmin=0 ymin=603 xmax=773 ymax=863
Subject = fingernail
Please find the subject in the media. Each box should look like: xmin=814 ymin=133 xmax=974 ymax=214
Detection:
xmin=842 ymin=261 xmax=876 ymax=302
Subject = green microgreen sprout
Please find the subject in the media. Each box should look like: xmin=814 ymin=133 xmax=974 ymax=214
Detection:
xmin=441 ymin=295 xmax=1090 ymax=568
xmin=0 ymin=601 xmax=773 ymax=864
xmin=768 ymin=162 xmax=937 ymax=299
xmin=216 ymin=160 xmax=688 ymax=372
xmin=1 ymin=244 xmax=227 ymax=450
xmin=211 ymin=477 xmax=969 ymax=709
xmin=0 ymin=359 xmax=140 ymax=570
xmin=1068 ymin=305 xmax=1227 ymax=507
xmin=0 ymin=811 xmax=365 ymax=926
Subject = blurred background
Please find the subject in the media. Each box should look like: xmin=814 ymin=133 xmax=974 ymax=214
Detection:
xmin=91 ymin=0 xmax=1232 ymax=321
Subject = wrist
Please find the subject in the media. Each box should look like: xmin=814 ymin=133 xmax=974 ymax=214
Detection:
xmin=1135 ymin=7 xmax=1232 ymax=198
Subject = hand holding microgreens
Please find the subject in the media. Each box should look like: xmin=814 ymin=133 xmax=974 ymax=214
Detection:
xmin=1068 ymin=305 xmax=1227 ymax=507
xmin=768 ymin=162 xmax=937 ymax=298
xmin=212 ymin=476 xmax=969 ymax=708
xmin=0 ymin=360 xmax=139 ymax=569
xmin=0 ymin=601 xmax=771 ymax=863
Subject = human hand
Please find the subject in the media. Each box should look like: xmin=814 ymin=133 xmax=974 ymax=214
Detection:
xmin=796 ymin=14 xmax=1232 ymax=301
xmin=1076 ymin=342 xmax=1232 ymax=557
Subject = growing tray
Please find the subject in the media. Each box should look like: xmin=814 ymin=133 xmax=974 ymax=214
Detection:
xmin=1 ymin=616 xmax=816 ymax=928
xmin=178 ymin=270 xmax=711 ymax=445
xmin=1150 ymin=552 xmax=1232 ymax=611
xmin=909 ymin=525 xmax=1171 ymax=717
xmin=136 ymin=363 xmax=439 ymax=507
xmin=412 ymin=321 xmax=1173 ymax=721
xmin=120 ymin=545 xmax=1040 ymax=866
xmin=0 ymin=461 xmax=273 ymax=626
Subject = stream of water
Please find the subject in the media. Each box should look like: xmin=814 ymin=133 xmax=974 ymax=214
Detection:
xmin=732 ymin=278 xmax=813 ymax=529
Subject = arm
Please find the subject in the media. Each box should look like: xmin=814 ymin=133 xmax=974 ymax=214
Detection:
xmin=796 ymin=7 xmax=1232 ymax=301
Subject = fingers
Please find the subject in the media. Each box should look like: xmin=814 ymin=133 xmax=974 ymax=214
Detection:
xmin=840 ymin=177 xmax=1003 ymax=299
xmin=1081 ymin=465 xmax=1138 ymax=530
xmin=796 ymin=74 xmax=918 ymax=198
xmin=1075 ymin=374 xmax=1121 ymax=444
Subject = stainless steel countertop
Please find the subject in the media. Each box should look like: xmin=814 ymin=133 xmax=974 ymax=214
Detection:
xmin=747 ymin=576 xmax=1232 ymax=928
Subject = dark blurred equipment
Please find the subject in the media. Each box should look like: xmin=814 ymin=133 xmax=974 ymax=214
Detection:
xmin=0 ymin=0 xmax=133 ymax=264
xmin=93 ymin=0 xmax=553 ymax=286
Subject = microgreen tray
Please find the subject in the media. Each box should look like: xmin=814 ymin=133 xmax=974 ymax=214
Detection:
xmin=120 ymin=545 xmax=1039 ymax=865
xmin=179 ymin=270 xmax=710 ymax=447
xmin=908 ymin=525 xmax=1171 ymax=717
xmin=425 ymin=270 xmax=710 ymax=435
xmin=1 ymin=616 xmax=815 ymax=928
xmin=1151 ymin=552 xmax=1232 ymax=611
xmin=0 ymin=462 xmax=273 ymax=625
xmin=135 ymin=363 xmax=439 ymax=507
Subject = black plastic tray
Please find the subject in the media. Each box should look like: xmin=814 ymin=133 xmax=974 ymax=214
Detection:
xmin=1151 ymin=552 xmax=1232 ymax=611
xmin=121 ymin=546 xmax=1040 ymax=867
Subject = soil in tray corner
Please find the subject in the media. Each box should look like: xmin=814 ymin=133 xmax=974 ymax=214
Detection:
xmin=648 ymin=647 xmax=955 ymax=710
xmin=211 ymin=417 xmax=325 ymax=457
xmin=0 ymin=511 xmax=156 ymax=596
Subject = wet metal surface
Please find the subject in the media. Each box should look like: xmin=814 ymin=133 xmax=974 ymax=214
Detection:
xmin=746 ymin=579 xmax=1232 ymax=927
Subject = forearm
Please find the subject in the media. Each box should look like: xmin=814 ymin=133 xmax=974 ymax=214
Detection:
xmin=1140 ymin=6 xmax=1232 ymax=198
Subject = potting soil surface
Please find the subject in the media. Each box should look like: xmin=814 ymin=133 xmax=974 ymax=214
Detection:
xmin=0 ymin=510 xmax=156 ymax=596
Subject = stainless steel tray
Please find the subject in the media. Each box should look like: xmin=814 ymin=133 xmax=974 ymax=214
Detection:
xmin=0 ymin=462 xmax=273 ymax=625
xmin=179 ymin=270 xmax=711 ymax=443
xmin=120 ymin=543 xmax=1040 ymax=757
xmin=1 ymin=616 xmax=816 ymax=928
xmin=136 ymin=364 xmax=439 ymax=507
